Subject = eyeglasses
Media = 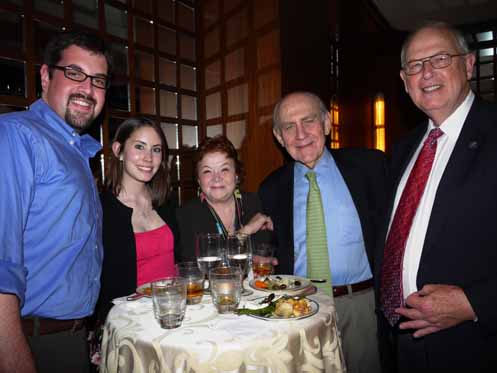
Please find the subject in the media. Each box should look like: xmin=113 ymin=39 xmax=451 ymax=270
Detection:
xmin=402 ymin=53 xmax=467 ymax=76
xmin=50 ymin=65 xmax=110 ymax=89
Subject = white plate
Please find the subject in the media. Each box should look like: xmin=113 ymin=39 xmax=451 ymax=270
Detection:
xmin=136 ymin=282 xmax=152 ymax=297
xmin=243 ymin=297 xmax=319 ymax=321
xmin=249 ymin=275 xmax=311 ymax=292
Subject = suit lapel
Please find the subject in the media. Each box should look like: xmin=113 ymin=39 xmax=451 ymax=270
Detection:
xmin=421 ymin=99 xmax=486 ymax=259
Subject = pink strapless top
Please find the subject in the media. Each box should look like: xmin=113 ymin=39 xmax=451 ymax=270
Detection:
xmin=134 ymin=224 xmax=175 ymax=287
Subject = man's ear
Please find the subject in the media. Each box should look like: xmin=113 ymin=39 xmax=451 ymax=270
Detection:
xmin=323 ymin=114 xmax=331 ymax=136
xmin=400 ymin=70 xmax=409 ymax=93
xmin=40 ymin=64 xmax=50 ymax=96
xmin=273 ymin=128 xmax=285 ymax=148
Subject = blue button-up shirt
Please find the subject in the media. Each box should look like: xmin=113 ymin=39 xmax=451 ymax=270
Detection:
xmin=293 ymin=149 xmax=372 ymax=285
xmin=0 ymin=99 xmax=103 ymax=318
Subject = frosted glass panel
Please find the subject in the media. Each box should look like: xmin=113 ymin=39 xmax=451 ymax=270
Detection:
xmin=206 ymin=125 xmax=223 ymax=138
xmin=180 ymin=65 xmax=196 ymax=91
xmin=205 ymin=60 xmax=221 ymax=90
xmin=105 ymin=4 xmax=128 ymax=39
xmin=134 ymin=16 xmax=154 ymax=49
xmin=135 ymin=50 xmax=154 ymax=81
xmin=136 ymin=86 xmax=155 ymax=114
xmin=159 ymin=58 xmax=176 ymax=86
xmin=161 ymin=122 xmax=179 ymax=150
xmin=182 ymin=125 xmax=198 ymax=149
xmin=225 ymin=48 xmax=244 ymax=81
xmin=227 ymin=84 xmax=248 ymax=116
xmin=160 ymin=90 xmax=178 ymax=118
xmin=206 ymin=92 xmax=222 ymax=120
xmin=227 ymin=120 xmax=246 ymax=149
xmin=181 ymin=95 xmax=197 ymax=121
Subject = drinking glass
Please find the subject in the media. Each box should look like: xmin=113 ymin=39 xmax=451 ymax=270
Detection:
xmin=252 ymin=243 xmax=275 ymax=279
xmin=209 ymin=266 xmax=242 ymax=314
xmin=225 ymin=233 xmax=253 ymax=295
xmin=195 ymin=233 xmax=224 ymax=293
xmin=176 ymin=261 xmax=204 ymax=305
xmin=151 ymin=277 xmax=187 ymax=329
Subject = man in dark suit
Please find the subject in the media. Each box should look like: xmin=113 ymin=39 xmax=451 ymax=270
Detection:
xmin=375 ymin=22 xmax=497 ymax=373
xmin=259 ymin=91 xmax=386 ymax=373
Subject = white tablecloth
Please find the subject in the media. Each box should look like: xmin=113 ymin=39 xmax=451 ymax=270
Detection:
xmin=100 ymin=288 xmax=346 ymax=373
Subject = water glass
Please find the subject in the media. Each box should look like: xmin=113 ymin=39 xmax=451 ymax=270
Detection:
xmin=209 ymin=266 xmax=242 ymax=314
xmin=195 ymin=233 xmax=224 ymax=292
xmin=176 ymin=261 xmax=204 ymax=305
xmin=151 ymin=277 xmax=187 ymax=329
xmin=226 ymin=233 xmax=253 ymax=295
xmin=252 ymin=243 xmax=275 ymax=279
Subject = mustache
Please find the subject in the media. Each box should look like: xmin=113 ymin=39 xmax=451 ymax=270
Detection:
xmin=68 ymin=93 xmax=96 ymax=106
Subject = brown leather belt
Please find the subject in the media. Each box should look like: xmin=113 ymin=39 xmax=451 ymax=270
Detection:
xmin=333 ymin=278 xmax=373 ymax=297
xmin=21 ymin=317 xmax=86 ymax=337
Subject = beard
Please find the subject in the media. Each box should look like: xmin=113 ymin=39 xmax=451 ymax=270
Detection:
xmin=64 ymin=93 xmax=97 ymax=133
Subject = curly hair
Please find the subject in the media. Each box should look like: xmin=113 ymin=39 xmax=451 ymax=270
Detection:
xmin=194 ymin=135 xmax=244 ymax=183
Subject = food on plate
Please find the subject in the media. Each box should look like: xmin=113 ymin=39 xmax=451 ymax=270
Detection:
xmin=138 ymin=286 xmax=152 ymax=296
xmin=274 ymin=297 xmax=312 ymax=318
xmin=254 ymin=276 xmax=302 ymax=290
xmin=236 ymin=295 xmax=313 ymax=319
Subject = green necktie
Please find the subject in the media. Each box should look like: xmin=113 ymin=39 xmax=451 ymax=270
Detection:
xmin=305 ymin=171 xmax=333 ymax=296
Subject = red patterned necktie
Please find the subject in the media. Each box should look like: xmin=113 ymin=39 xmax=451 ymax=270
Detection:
xmin=381 ymin=128 xmax=443 ymax=326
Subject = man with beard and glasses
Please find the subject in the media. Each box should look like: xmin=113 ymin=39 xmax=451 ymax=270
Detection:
xmin=0 ymin=31 xmax=111 ymax=373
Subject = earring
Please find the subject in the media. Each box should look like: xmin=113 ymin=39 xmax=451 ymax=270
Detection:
xmin=119 ymin=155 xmax=123 ymax=161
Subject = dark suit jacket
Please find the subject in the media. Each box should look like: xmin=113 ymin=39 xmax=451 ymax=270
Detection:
xmin=176 ymin=192 xmax=271 ymax=261
xmin=374 ymin=98 xmax=497 ymax=372
xmin=258 ymin=148 xmax=387 ymax=276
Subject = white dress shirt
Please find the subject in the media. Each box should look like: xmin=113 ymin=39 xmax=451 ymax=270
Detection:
xmin=389 ymin=91 xmax=474 ymax=297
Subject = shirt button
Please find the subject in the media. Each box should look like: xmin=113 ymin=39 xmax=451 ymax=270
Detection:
xmin=69 ymin=140 xmax=75 ymax=145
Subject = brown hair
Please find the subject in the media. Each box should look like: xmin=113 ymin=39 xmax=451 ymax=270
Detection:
xmin=194 ymin=135 xmax=243 ymax=183
xmin=106 ymin=117 xmax=169 ymax=207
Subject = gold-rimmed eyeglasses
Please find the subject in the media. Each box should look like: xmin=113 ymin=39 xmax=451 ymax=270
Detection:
xmin=402 ymin=53 xmax=467 ymax=76
xmin=50 ymin=65 xmax=110 ymax=89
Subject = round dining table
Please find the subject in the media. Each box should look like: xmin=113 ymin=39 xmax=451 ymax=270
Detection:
xmin=99 ymin=284 xmax=346 ymax=373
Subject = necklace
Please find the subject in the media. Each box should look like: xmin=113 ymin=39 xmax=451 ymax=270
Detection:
xmin=204 ymin=193 xmax=244 ymax=238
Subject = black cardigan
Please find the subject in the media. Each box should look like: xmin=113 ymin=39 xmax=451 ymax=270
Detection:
xmin=96 ymin=190 xmax=180 ymax=318
xmin=175 ymin=192 xmax=271 ymax=261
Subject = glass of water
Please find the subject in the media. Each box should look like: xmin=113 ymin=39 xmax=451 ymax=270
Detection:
xmin=151 ymin=277 xmax=187 ymax=329
xmin=195 ymin=233 xmax=224 ymax=293
xmin=226 ymin=233 xmax=253 ymax=295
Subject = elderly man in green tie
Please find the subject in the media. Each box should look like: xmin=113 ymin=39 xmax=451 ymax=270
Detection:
xmin=259 ymin=91 xmax=386 ymax=373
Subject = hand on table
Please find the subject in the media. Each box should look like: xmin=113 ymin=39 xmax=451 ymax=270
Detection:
xmin=396 ymin=284 xmax=476 ymax=338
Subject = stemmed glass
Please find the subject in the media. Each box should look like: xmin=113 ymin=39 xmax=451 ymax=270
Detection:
xmin=225 ymin=233 xmax=253 ymax=296
xmin=195 ymin=233 xmax=224 ymax=293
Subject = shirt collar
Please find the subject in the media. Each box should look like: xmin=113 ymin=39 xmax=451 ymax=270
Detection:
xmin=30 ymin=99 xmax=102 ymax=157
xmin=428 ymin=91 xmax=475 ymax=141
xmin=294 ymin=148 xmax=334 ymax=179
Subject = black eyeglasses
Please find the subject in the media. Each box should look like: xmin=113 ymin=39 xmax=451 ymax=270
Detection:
xmin=50 ymin=65 xmax=110 ymax=89
xmin=402 ymin=53 xmax=467 ymax=76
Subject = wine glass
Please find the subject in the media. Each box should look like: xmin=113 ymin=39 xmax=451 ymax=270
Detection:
xmin=195 ymin=233 xmax=223 ymax=293
xmin=225 ymin=233 xmax=253 ymax=296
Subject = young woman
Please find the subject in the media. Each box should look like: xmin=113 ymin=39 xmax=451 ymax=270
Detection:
xmin=97 ymin=117 xmax=179 ymax=316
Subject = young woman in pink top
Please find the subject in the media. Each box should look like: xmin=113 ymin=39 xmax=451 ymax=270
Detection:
xmin=96 ymin=117 xmax=179 ymax=319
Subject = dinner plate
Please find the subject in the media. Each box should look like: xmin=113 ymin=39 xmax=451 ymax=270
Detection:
xmin=249 ymin=275 xmax=311 ymax=292
xmin=244 ymin=297 xmax=319 ymax=321
xmin=136 ymin=282 xmax=152 ymax=297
